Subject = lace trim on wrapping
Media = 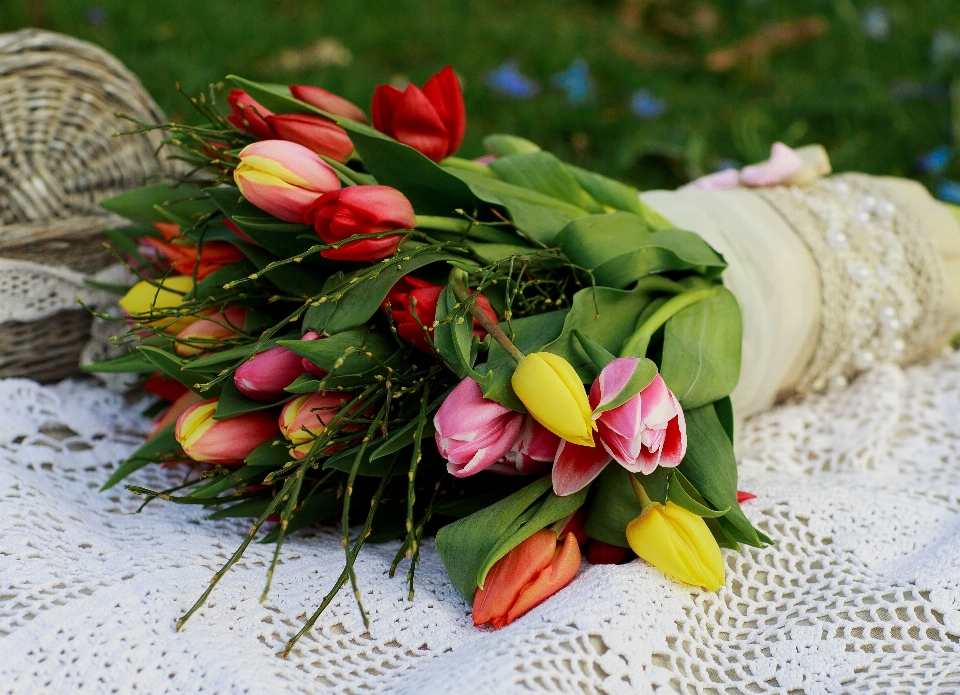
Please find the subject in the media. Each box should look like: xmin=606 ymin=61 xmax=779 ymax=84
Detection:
xmin=759 ymin=173 xmax=946 ymax=396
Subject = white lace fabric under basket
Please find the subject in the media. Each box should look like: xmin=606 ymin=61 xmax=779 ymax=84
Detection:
xmin=4 ymin=344 xmax=960 ymax=694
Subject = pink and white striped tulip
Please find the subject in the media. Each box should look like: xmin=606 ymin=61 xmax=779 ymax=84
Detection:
xmin=175 ymin=398 xmax=279 ymax=465
xmin=551 ymin=359 xmax=686 ymax=496
xmin=488 ymin=417 xmax=560 ymax=477
xmin=434 ymin=377 xmax=524 ymax=478
xmin=234 ymin=140 xmax=341 ymax=223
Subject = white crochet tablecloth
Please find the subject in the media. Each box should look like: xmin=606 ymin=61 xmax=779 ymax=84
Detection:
xmin=5 ymin=350 xmax=960 ymax=695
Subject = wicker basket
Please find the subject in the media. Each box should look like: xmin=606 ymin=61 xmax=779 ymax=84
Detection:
xmin=0 ymin=28 xmax=171 ymax=382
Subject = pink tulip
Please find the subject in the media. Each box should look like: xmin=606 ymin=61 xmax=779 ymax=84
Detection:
xmin=175 ymin=398 xmax=279 ymax=465
xmin=234 ymin=140 xmax=341 ymax=223
xmin=290 ymin=84 xmax=369 ymax=124
xmin=266 ymin=112 xmax=355 ymax=163
xmin=434 ymin=377 xmax=524 ymax=477
xmin=487 ymin=417 xmax=560 ymax=476
xmin=551 ymin=359 xmax=686 ymax=496
xmin=234 ymin=346 xmax=307 ymax=401
xmin=739 ymin=142 xmax=804 ymax=187
xmin=174 ymin=307 xmax=245 ymax=357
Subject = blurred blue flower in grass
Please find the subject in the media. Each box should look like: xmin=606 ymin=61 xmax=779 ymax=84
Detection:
xmin=551 ymin=59 xmax=594 ymax=105
xmin=714 ymin=159 xmax=741 ymax=172
xmin=629 ymin=89 xmax=666 ymax=120
xmin=86 ymin=6 xmax=108 ymax=27
xmin=484 ymin=62 xmax=540 ymax=100
xmin=916 ymin=145 xmax=952 ymax=174
xmin=931 ymin=30 xmax=960 ymax=65
xmin=937 ymin=180 xmax=960 ymax=205
xmin=861 ymin=6 xmax=890 ymax=41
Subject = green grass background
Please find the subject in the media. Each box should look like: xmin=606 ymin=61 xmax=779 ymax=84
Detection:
xmin=3 ymin=0 xmax=960 ymax=191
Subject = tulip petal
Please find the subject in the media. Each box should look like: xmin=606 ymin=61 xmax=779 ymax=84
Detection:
xmin=661 ymin=504 xmax=724 ymax=590
xmin=421 ymin=66 xmax=466 ymax=157
xmin=234 ymin=166 xmax=325 ymax=224
xmin=371 ymin=84 xmax=404 ymax=134
xmin=234 ymin=346 xmax=307 ymax=401
xmin=268 ymin=113 xmax=355 ymax=163
xmin=740 ymin=142 xmax=804 ymax=188
xmin=389 ymin=84 xmax=451 ymax=162
xmin=585 ymin=540 xmax=628 ymax=565
xmin=503 ymin=531 xmax=581 ymax=626
xmin=591 ymin=357 xmax=640 ymax=410
xmin=685 ymin=167 xmax=740 ymax=191
xmin=289 ymin=84 xmax=369 ymax=124
xmin=626 ymin=506 xmax=703 ymax=587
xmin=472 ymin=530 xmax=556 ymax=627
xmin=238 ymin=140 xmax=341 ymax=192
xmin=551 ymin=440 xmax=612 ymax=496
xmin=513 ymin=353 xmax=595 ymax=446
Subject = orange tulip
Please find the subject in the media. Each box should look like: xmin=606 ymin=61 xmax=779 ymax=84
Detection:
xmin=174 ymin=307 xmax=246 ymax=356
xmin=144 ymin=222 xmax=245 ymax=281
xmin=472 ymin=529 xmax=581 ymax=629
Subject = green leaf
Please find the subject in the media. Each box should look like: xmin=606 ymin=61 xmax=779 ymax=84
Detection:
xmin=468 ymin=242 xmax=540 ymax=264
xmin=555 ymin=212 xmax=653 ymax=268
xmin=446 ymin=167 xmax=587 ymax=246
xmin=488 ymin=151 xmax=605 ymax=214
xmin=435 ymin=476 xmax=553 ymax=601
xmin=582 ymin=465 xmax=665 ymax=547
xmin=100 ymin=183 xmax=210 ymax=227
xmin=478 ymin=310 xmax=568 ymax=410
xmin=571 ymin=329 xmax=616 ymax=370
xmin=214 ymin=378 xmax=288 ymax=420
xmin=279 ymin=327 xmax=395 ymax=375
xmin=303 ymin=248 xmax=461 ymax=334
xmin=667 ymin=469 xmax=729 ymax=518
xmin=541 ymin=286 xmax=652 ymax=382
xmin=186 ymin=334 xmax=293 ymax=371
xmin=566 ymin=164 xmax=671 ymax=227
xmin=244 ymin=437 xmax=294 ymax=467
xmin=322 ymin=447 xmax=399 ymax=477
xmin=100 ymin=425 xmax=179 ymax=490
xmin=714 ymin=396 xmax=735 ymax=444
xmin=475 ymin=487 xmax=588 ymax=589
xmin=592 ymin=230 xmax=727 ymax=288
xmin=678 ymin=403 xmax=765 ymax=547
xmin=138 ymin=346 xmax=221 ymax=397
xmin=81 ymin=352 xmax=155 ymax=374
xmin=592 ymin=358 xmax=658 ymax=414
xmin=229 ymin=76 xmax=479 ymax=216
xmin=208 ymin=497 xmax=272 ymax=520
xmin=659 ymin=287 xmax=742 ymax=410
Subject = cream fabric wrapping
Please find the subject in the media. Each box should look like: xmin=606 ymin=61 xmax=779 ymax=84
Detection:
xmin=641 ymin=176 xmax=960 ymax=420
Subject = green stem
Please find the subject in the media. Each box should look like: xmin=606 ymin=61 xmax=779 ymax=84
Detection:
xmin=620 ymin=286 xmax=720 ymax=358
xmin=415 ymin=215 xmax=471 ymax=233
xmin=449 ymin=268 xmax=525 ymax=364
xmin=630 ymin=475 xmax=655 ymax=511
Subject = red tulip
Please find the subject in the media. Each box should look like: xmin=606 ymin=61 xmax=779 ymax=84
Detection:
xmin=174 ymin=307 xmax=246 ymax=357
xmin=266 ymin=112 xmax=355 ymax=163
xmin=585 ymin=540 xmax=628 ymax=565
xmin=143 ymin=373 xmax=189 ymax=402
xmin=472 ymin=530 xmax=581 ymax=629
xmin=382 ymin=275 xmax=497 ymax=353
xmin=143 ymin=222 xmax=245 ymax=281
xmin=175 ymin=398 xmax=279 ymax=465
xmin=227 ymin=89 xmax=276 ymax=140
xmin=290 ymin=84 xmax=368 ymax=124
xmin=234 ymin=140 xmax=341 ymax=223
xmin=371 ymin=66 xmax=465 ymax=161
xmin=310 ymin=185 xmax=416 ymax=261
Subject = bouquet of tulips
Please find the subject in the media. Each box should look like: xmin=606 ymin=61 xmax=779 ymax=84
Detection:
xmin=88 ymin=65 xmax=769 ymax=651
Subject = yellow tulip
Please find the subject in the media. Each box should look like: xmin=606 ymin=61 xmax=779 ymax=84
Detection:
xmin=511 ymin=352 xmax=596 ymax=447
xmin=626 ymin=500 xmax=724 ymax=591
xmin=119 ymin=276 xmax=195 ymax=333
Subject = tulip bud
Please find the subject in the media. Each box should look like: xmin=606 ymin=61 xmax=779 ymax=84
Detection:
xmin=175 ymin=398 xmax=279 ymax=465
xmin=472 ymin=530 xmax=581 ymax=629
xmin=290 ymin=84 xmax=369 ymax=124
xmin=434 ymin=377 xmax=523 ymax=477
xmin=267 ymin=113 xmax=355 ymax=163
xmin=299 ymin=330 xmax=327 ymax=377
xmin=227 ymin=89 xmax=276 ymax=140
xmin=311 ymin=185 xmax=416 ymax=261
xmin=143 ymin=373 xmax=189 ymax=402
xmin=175 ymin=307 xmax=246 ymax=357
xmin=511 ymin=352 xmax=595 ymax=447
xmin=279 ymin=391 xmax=357 ymax=459
xmin=626 ymin=499 xmax=724 ymax=591
xmin=371 ymin=65 xmax=465 ymax=161
xmin=383 ymin=276 xmax=497 ymax=353
xmin=234 ymin=345 xmax=308 ymax=401
xmin=119 ymin=276 xmax=196 ymax=334
xmin=234 ymin=140 xmax=341 ymax=223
